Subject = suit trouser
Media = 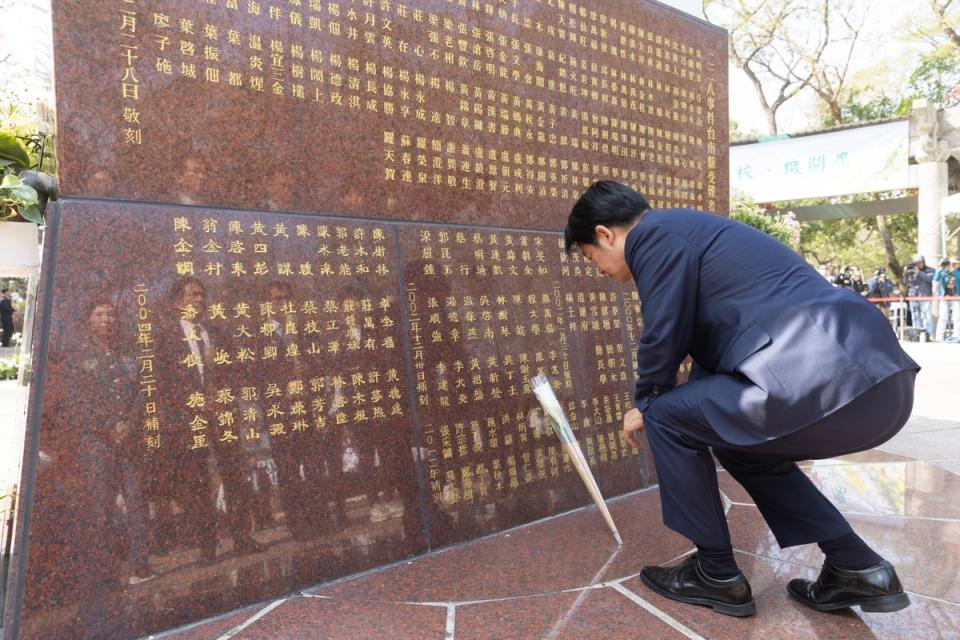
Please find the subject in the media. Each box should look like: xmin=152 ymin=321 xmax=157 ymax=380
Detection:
xmin=642 ymin=370 xmax=916 ymax=550
xmin=936 ymin=300 xmax=960 ymax=341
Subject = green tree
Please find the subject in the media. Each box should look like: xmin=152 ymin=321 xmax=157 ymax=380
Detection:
xmin=819 ymin=89 xmax=911 ymax=128
xmin=909 ymin=43 xmax=960 ymax=106
xmin=826 ymin=43 xmax=960 ymax=127
xmin=910 ymin=0 xmax=960 ymax=48
xmin=797 ymin=212 xmax=917 ymax=288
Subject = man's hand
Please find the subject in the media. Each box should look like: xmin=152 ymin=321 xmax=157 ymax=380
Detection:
xmin=622 ymin=408 xmax=644 ymax=448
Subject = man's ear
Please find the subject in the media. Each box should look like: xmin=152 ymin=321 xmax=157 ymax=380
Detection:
xmin=594 ymin=225 xmax=616 ymax=247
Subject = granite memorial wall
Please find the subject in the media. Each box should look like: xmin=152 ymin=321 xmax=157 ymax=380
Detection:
xmin=3 ymin=1 xmax=727 ymax=638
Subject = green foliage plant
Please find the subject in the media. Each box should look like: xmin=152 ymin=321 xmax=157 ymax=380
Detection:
xmin=0 ymin=354 xmax=19 ymax=381
xmin=0 ymin=172 xmax=41 ymax=223
xmin=729 ymin=191 xmax=801 ymax=249
xmin=0 ymin=130 xmax=55 ymax=223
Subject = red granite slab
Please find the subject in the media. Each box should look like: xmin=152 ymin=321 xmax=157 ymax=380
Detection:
xmin=51 ymin=0 xmax=727 ymax=225
xmin=396 ymin=224 xmax=656 ymax=548
xmin=158 ymin=604 xmax=259 ymax=640
xmin=11 ymin=201 xmax=428 ymax=640
xmin=454 ymin=588 xmax=691 ymax=640
xmin=220 ymin=596 xmax=447 ymax=640
xmin=309 ymin=487 xmax=692 ymax=603
xmin=557 ymin=249 xmax=657 ymax=499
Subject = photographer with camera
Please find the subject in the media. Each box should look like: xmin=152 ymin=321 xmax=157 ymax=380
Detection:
xmin=852 ymin=266 xmax=868 ymax=295
xmin=934 ymin=257 xmax=960 ymax=341
xmin=904 ymin=254 xmax=935 ymax=338
xmin=833 ymin=266 xmax=857 ymax=292
xmin=866 ymin=267 xmax=894 ymax=317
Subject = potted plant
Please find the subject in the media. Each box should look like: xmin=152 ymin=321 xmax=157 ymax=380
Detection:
xmin=0 ymin=130 xmax=58 ymax=223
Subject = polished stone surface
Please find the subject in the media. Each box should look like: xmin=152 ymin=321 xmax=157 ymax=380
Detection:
xmin=160 ymin=452 xmax=960 ymax=639
xmin=8 ymin=0 xmax=731 ymax=637
xmin=13 ymin=201 xmax=430 ymax=640
xmin=8 ymin=200 xmax=669 ymax=640
xmin=51 ymin=0 xmax=727 ymax=226
xmin=396 ymin=225 xmax=651 ymax=547
xmin=452 ymin=589 xmax=690 ymax=640
xmin=205 ymin=596 xmax=449 ymax=640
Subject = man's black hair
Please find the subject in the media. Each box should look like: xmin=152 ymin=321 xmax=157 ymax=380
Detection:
xmin=563 ymin=180 xmax=650 ymax=254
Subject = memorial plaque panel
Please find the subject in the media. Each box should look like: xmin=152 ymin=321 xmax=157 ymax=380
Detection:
xmin=13 ymin=201 xmax=427 ymax=640
xmin=398 ymin=224 xmax=651 ymax=545
xmin=52 ymin=0 xmax=726 ymax=225
xmin=557 ymin=257 xmax=657 ymax=496
xmin=8 ymin=1 xmax=728 ymax=638
xmin=400 ymin=225 xmax=592 ymax=544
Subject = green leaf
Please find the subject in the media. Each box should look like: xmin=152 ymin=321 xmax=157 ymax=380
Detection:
xmin=1 ymin=173 xmax=19 ymax=188
xmin=18 ymin=204 xmax=43 ymax=223
xmin=0 ymin=132 xmax=31 ymax=170
xmin=11 ymin=185 xmax=38 ymax=204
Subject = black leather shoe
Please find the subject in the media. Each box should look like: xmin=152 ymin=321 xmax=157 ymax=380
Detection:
xmin=787 ymin=560 xmax=910 ymax=613
xmin=640 ymin=554 xmax=756 ymax=617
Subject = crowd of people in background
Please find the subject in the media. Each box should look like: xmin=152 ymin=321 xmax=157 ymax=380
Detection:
xmin=815 ymin=255 xmax=960 ymax=342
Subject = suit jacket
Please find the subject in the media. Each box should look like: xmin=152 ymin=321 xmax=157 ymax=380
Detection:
xmin=0 ymin=296 xmax=13 ymax=323
xmin=627 ymin=209 xmax=919 ymax=443
xmin=153 ymin=318 xmax=231 ymax=454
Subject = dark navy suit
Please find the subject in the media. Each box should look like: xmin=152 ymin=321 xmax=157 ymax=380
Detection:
xmin=627 ymin=209 xmax=919 ymax=549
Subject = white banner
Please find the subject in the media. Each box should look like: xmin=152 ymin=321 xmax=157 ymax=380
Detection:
xmin=730 ymin=120 xmax=910 ymax=202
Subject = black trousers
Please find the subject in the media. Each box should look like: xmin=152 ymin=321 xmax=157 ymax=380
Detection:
xmin=642 ymin=370 xmax=916 ymax=549
xmin=1 ymin=319 xmax=13 ymax=347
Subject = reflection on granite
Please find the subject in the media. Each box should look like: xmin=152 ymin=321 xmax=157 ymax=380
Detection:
xmin=208 ymin=597 xmax=448 ymax=640
xmin=163 ymin=456 xmax=960 ymax=640
xmin=622 ymin=551 xmax=960 ymax=640
xmin=306 ymin=487 xmax=689 ymax=603
xmin=453 ymin=590 xmax=690 ymax=640
xmin=12 ymin=200 xmax=666 ymax=640
xmin=722 ymin=460 xmax=960 ymax=520
xmin=15 ymin=202 xmax=428 ymax=640
xmin=397 ymin=225 xmax=651 ymax=547
xmin=726 ymin=500 xmax=960 ymax=604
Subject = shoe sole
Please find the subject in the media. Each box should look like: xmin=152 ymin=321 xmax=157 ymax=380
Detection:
xmin=787 ymin=587 xmax=911 ymax=613
xmin=640 ymin=573 xmax=756 ymax=617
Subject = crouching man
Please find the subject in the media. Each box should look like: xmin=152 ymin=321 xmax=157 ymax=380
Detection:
xmin=565 ymin=181 xmax=919 ymax=617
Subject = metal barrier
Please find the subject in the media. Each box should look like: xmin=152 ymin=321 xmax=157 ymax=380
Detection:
xmin=865 ymin=295 xmax=960 ymax=340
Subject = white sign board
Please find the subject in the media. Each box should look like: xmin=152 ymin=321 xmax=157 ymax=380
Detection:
xmin=730 ymin=120 xmax=910 ymax=202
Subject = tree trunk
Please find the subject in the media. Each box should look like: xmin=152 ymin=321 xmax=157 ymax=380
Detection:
xmin=763 ymin=106 xmax=779 ymax=136
xmin=933 ymin=0 xmax=960 ymax=48
xmin=743 ymin=63 xmax=779 ymax=136
xmin=876 ymin=215 xmax=903 ymax=282
xmin=828 ymin=99 xmax=843 ymax=126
